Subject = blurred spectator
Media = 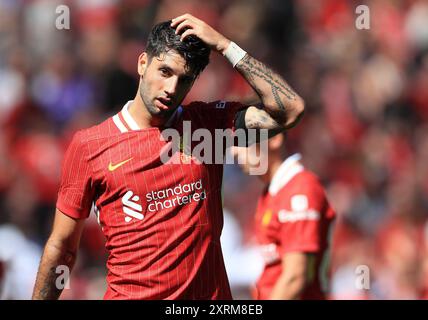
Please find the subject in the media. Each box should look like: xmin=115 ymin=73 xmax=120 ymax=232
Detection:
xmin=220 ymin=209 xmax=264 ymax=300
xmin=0 ymin=224 xmax=42 ymax=299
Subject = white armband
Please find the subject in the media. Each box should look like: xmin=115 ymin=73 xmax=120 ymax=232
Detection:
xmin=223 ymin=41 xmax=247 ymax=68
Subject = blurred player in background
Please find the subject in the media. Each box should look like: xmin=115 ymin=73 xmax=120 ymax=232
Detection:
xmin=32 ymin=14 xmax=304 ymax=300
xmin=232 ymin=133 xmax=335 ymax=299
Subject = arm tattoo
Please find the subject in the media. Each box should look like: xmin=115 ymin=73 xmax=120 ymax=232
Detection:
xmin=235 ymin=107 xmax=285 ymax=145
xmin=37 ymin=266 xmax=62 ymax=300
xmin=33 ymin=247 xmax=75 ymax=300
xmin=236 ymin=107 xmax=279 ymax=130
xmin=246 ymin=111 xmax=278 ymax=129
xmin=236 ymin=54 xmax=297 ymax=111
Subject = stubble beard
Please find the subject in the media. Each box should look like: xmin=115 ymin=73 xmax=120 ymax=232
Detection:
xmin=139 ymin=80 xmax=178 ymax=121
xmin=139 ymin=80 xmax=160 ymax=116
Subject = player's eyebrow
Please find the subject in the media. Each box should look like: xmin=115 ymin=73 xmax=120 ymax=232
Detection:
xmin=159 ymin=65 xmax=174 ymax=73
xmin=159 ymin=63 xmax=194 ymax=81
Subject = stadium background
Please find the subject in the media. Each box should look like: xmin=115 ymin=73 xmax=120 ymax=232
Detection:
xmin=0 ymin=0 xmax=428 ymax=299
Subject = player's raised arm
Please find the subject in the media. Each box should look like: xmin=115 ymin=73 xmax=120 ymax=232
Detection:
xmin=170 ymin=13 xmax=305 ymax=138
xmin=32 ymin=209 xmax=85 ymax=300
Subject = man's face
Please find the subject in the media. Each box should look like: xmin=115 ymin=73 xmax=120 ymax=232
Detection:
xmin=231 ymin=134 xmax=284 ymax=177
xmin=231 ymin=143 xmax=269 ymax=176
xmin=138 ymin=50 xmax=196 ymax=118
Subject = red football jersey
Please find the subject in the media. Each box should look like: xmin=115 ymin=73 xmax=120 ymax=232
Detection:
xmin=56 ymin=100 xmax=244 ymax=300
xmin=253 ymin=154 xmax=335 ymax=300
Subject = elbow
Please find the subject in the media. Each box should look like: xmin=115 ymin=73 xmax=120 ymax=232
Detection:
xmin=287 ymin=272 xmax=307 ymax=287
xmin=284 ymin=272 xmax=307 ymax=295
xmin=271 ymin=272 xmax=307 ymax=300
xmin=293 ymin=273 xmax=307 ymax=291
xmin=45 ymin=239 xmax=78 ymax=266
xmin=284 ymin=97 xmax=305 ymax=128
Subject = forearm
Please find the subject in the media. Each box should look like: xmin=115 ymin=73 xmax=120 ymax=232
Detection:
xmin=234 ymin=53 xmax=304 ymax=128
xmin=32 ymin=240 xmax=77 ymax=300
xmin=269 ymin=273 xmax=306 ymax=300
xmin=169 ymin=15 xmax=304 ymax=128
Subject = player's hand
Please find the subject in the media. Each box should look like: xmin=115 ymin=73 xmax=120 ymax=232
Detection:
xmin=170 ymin=13 xmax=231 ymax=54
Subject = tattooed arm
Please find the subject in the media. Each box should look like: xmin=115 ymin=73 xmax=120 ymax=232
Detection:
xmin=234 ymin=54 xmax=304 ymax=135
xmin=171 ymin=14 xmax=305 ymax=142
xmin=32 ymin=209 xmax=85 ymax=300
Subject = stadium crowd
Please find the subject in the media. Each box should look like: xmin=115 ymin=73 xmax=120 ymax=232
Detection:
xmin=1 ymin=0 xmax=428 ymax=299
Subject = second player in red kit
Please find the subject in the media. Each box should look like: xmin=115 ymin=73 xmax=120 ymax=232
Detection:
xmin=254 ymin=153 xmax=335 ymax=299
xmin=233 ymin=134 xmax=335 ymax=299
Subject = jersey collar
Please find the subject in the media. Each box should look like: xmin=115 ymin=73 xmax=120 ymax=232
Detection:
xmin=113 ymin=100 xmax=183 ymax=132
xmin=121 ymin=101 xmax=140 ymax=130
xmin=268 ymin=153 xmax=304 ymax=196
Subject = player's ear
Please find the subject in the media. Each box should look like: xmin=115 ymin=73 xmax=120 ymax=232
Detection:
xmin=138 ymin=52 xmax=148 ymax=76
xmin=268 ymin=133 xmax=283 ymax=151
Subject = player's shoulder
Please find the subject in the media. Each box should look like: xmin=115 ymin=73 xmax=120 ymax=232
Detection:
xmin=183 ymin=100 xmax=244 ymax=112
xmin=272 ymin=170 xmax=328 ymax=212
xmin=284 ymin=169 xmax=325 ymax=194
xmin=72 ymin=116 xmax=117 ymax=144
xmin=184 ymin=100 xmax=223 ymax=109
xmin=294 ymin=169 xmax=322 ymax=185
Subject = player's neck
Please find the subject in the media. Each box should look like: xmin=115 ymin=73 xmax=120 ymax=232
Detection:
xmin=128 ymin=95 xmax=167 ymax=129
xmin=265 ymin=157 xmax=283 ymax=184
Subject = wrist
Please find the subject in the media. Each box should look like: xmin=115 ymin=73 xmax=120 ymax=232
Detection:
xmin=222 ymin=41 xmax=247 ymax=68
xmin=217 ymin=38 xmax=231 ymax=55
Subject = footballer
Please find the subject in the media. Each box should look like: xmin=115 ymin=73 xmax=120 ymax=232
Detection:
xmin=32 ymin=14 xmax=304 ymax=300
xmin=232 ymin=133 xmax=335 ymax=299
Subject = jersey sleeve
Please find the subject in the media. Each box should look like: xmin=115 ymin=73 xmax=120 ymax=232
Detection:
xmin=277 ymin=176 xmax=329 ymax=254
xmin=187 ymin=100 xmax=246 ymax=131
xmin=220 ymin=101 xmax=246 ymax=131
xmin=56 ymin=131 xmax=95 ymax=219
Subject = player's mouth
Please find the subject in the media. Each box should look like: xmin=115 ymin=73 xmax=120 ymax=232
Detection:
xmin=155 ymin=97 xmax=173 ymax=110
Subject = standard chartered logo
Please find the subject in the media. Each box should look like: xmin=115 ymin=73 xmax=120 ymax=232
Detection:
xmin=122 ymin=180 xmax=206 ymax=221
xmin=122 ymin=190 xmax=144 ymax=222
xmin=146 ymin=179 xmax=206 ymax=212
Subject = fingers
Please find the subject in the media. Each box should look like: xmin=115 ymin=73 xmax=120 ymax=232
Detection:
xmin=170 ymin=16 xmax=186 ymax=27
xmin=180 ymin=29 xmax=196 ymax=41
xmin=171 ymin=15 xmax=202 ymax=41
xmin=171 ymin=13 xmax=202 ymax=27
xmin=170 ymin=13 xmax=209 ymax=43
xmin=174 ymin=20 xmax=195 ymax=36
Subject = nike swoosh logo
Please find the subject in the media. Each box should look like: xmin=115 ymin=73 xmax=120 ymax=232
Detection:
xmin=108 ymin=158 xmax=133 ymax=172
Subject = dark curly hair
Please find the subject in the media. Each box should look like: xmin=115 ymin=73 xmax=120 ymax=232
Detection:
xmin=146 ymin=20 xmax=211 ymax=77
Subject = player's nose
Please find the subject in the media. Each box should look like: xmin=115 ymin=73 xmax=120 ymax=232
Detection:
xmin=230 ymin=146 xmax=246 ymax=162
xmin=164 ymin=76 xmax=179 ymax=97
xmin=230 ymin=146 xmax=240 ymax=159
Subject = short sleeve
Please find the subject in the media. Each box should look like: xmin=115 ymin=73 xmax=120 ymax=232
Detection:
xmin=277 ymin=177 xmax=328 ymax=254
xmin=56 ymin=131 xmax=95 ymax=219
xmin=220 ymin=101 xmax=246 ymax=131
xmin=184 ymin=100 xmax=246 ymax=131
